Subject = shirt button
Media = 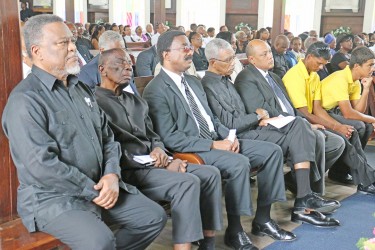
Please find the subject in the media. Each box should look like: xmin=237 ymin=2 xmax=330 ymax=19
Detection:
xmin=91 ymin=137 xmax=94 ymax=140
xmin=134 ymin=127 xmax=138 ymax=132
xmin=80 ymin=114 xmax=84 ymax=119
xmin=62 ymin=121 xmax=66 ymax=125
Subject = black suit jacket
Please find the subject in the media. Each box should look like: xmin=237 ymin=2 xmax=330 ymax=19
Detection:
xmin=77 ymin=44 xmax=93 ymax=63
xmin=143 ymin=69 xmax=230 ymax=153
xmin=234 ymin=63 xmax=303 ymax=118
xmin=135 ymin=46 xmax=159 ymax=76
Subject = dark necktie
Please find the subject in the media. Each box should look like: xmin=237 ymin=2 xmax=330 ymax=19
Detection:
xmin=181 ymin=77 xmax=212 ymax=139
xmin=265 ymin=73 xmax=295 ymax=115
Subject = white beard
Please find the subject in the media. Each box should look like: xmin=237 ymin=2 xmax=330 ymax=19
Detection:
xmin=66 ymin=64 xmax=80 ymax=75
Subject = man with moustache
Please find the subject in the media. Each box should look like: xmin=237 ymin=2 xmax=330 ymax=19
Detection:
xmin=203 ymin=39 xmax=341 ymax=230
xmin=143 ymin=30 xmax=288 ymax=250
xmin=96 ymin=48 xmax=222 ymax=250
xmin=2 ymin=14 xmax=166 ymax=249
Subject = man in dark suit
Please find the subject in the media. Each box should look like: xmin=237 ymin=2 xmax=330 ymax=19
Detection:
xmin=143 ymin=30 xmax=294 ymax=250
xmin=78 ymin=30 xmax=138 ymax=94
xmin=66 ymin=22 xmax=93 ymax=64
xmin=234 ymin=39 xmax=342 ymax=226
xmin=135 ymin=45 xmax=159 ymax=76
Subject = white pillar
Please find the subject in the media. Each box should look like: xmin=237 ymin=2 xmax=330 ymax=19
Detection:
xmin=257 ymin=0 xmax=274 ymax=29
xmin=144 ymin=0 xmax=150 ymax=25
xmin=363 ymin=0 xmax=375 ymax=33
xmin=313 ymin=0 xmax=323 ymax=35
xmin=53 ymin=0 xmax=66 ymax=20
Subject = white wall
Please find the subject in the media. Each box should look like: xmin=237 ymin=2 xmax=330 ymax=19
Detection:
xmin=285 ymin=0 xmax=316 ymax=35
xmin=74 ymin=0 xmax=88 ymax=24
xmin=363 ymin=0 xmax=375 ymax=32
xmin=53 ymin=0 xmax=66 ymax=20
xmin=257 ymin=0 xmax=274 ymax=29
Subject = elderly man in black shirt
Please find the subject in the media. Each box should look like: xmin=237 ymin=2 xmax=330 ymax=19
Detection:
xmin=202 ymin=38 xmax=341 ymax=231
xmin=95 ymin=48 xmax=222 ymax=250
xmin=2 ymin=14 xmax=166 ymax=250
xmin=271 ymin=35 xmax=291 ymax=78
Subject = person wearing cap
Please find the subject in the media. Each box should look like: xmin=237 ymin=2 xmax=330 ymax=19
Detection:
xmin=330 ymin=33 xmax=353 ymax=72
xmin=324 ymin=33 xmax=336 ymax=56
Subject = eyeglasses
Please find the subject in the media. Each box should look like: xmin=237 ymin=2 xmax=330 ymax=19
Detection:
xmin=167 ymin=45 xmax=194 ymax=53
xmin=211 ymin=56 xmax=236 ymax=64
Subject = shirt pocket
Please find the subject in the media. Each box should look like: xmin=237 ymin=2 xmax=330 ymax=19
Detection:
xmin=48 ymin=110 xmax=77 ymax=148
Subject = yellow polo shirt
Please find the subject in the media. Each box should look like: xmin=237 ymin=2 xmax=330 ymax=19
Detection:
xmin=321 ymin=66 xmax=361 ymax=110
xmin=282 ymin=60 xmax=321 ymax=114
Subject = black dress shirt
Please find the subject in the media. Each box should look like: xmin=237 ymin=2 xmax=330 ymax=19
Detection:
xmin=201 ymin=71 xmax=259 ymax=136
xmin=192 ymin=48 xmax=209 ymax=71
xmin=2 ymin=65 xmax=135 ymax=232
xmin=95 ymin=87 xmax=166 ymax=169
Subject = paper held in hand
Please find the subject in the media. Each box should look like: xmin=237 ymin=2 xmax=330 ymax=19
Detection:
xmin=267 ymin=115 xmax=296 ymax=129
xmin=133 ymin=155 xmax=173 ymax=165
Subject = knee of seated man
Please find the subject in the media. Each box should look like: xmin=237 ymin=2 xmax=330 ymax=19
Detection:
xmin=87 ymin=230 xmax=116 ymax=250
xmin=228 ymin=154 xmax=251 ymax=173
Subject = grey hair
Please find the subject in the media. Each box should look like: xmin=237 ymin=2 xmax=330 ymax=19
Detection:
xmin=205 ymin=38 xmax=233 ymax=61
xmin=23 ymin=14 xmax=63 ymax=58
xmin=98 ymin=30 xmax=125 ymax=50
xmin=304 ymin=37 xmax=318 ymax=50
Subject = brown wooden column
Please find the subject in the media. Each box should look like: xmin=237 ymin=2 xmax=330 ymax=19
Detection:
xmin=65 ymin=0 xmax=75 ymax=23
xmin=0 ymin=0 xmax=22 ymax=223
xmin=271 ymin=0 xmax=286 ymax=43
xmin=153 ymin=0 xmax=166 ymax=25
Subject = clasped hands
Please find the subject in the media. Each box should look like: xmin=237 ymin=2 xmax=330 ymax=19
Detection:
xmin=150 ymin=147 xmax=187 ymax=173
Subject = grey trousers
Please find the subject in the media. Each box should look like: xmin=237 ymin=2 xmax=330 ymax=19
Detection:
xmin=39 ymin=190 xmax=167 ymax=250
xmin=123 ymin=164 xmax=222 ymax=244
xmin=198 ymin=139 xmax=285 ymax=216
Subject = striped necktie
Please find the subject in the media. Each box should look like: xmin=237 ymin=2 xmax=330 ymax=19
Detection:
xmin=181 ymin=77 xmax=212 ymax=139
xmin=265 ymin=73 xmax=295 ymax=115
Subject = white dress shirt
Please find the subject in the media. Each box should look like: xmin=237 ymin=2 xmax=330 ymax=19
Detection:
xmin=151 ymin=33 xmax=160 ymax=46
xmin=162 ymin=67 xmax=215 ymax=132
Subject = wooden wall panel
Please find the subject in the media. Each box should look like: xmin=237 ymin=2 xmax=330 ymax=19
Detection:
xmin=226 ymin=0 xmax=258 ymax=32
xmin=0 ymin=0 xmax=22 ymax=224
xmin=320 ymin=0 xmax=365 ymax=36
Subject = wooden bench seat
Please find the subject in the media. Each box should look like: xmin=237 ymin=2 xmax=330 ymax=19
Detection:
xmin=0 ymin=218 xmax=66 ymax=250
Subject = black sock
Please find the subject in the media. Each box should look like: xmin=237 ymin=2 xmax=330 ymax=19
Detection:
xmin=254 ymin=204 xmax=271 ymax=224
xmin=227 ymin=214 xmax=243 ymax=235
xmin=198 ymin=236 xmax=215 ymax=250
xmin=295 ymin=168 xmax=312 ymax=198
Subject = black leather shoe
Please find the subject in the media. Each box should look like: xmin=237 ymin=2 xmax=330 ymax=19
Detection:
xmin=294 ymin=193 xmax=341 ymax=214
xmin=284 ymin=172 xmax=297 ymax=195
xmin=291 ymin=209 xmax=340 ymax=227
xmin=224 ymin=229 xmax=258 ymax=250
xmin=358 ymin=184 xmax=375 ymax=195
xmin=251 ymin=220 xmax=296 ymax=241
xmin=328 ymin=172 xmax=354 ymax=185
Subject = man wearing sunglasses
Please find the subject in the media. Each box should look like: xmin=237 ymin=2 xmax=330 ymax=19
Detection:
xmin=143 ymin=30 xmax=288 ymax=250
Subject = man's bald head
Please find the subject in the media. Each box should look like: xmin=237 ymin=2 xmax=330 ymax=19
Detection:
xmin=273 ymin=35 xmax=289 ymax=54
xmin=246 ymin=39 xmax=274 ymax=71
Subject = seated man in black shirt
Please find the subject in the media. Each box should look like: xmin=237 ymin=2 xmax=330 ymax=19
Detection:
xmin=95 ymin=48 xmax=222 ymax=250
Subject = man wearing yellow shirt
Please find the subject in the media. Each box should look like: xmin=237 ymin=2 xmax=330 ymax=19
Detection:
xmin=321 ymin=47 xmax=375 ymax=149
xmin=284 ymin=42 xmax=375 ymax=195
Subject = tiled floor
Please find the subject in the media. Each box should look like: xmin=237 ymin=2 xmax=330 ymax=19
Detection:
xmin=148 ymin=141 xmax=375 ymax=250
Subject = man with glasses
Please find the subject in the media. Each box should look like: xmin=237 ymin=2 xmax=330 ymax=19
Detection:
xmin=95 ymin=47 xmax=223 ymax=250
xmin=2 ymin=14 xmax=167 ymax=249
xmin=143 ymin=30 xmax=290 ymax=250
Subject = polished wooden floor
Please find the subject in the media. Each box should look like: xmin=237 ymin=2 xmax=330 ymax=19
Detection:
xmin=147 ymin=141 xmax=375 ymax=250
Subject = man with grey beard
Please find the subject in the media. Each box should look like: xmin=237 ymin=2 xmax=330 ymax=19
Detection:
xmin=2 ymin=14 xmax=166 ymax=249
